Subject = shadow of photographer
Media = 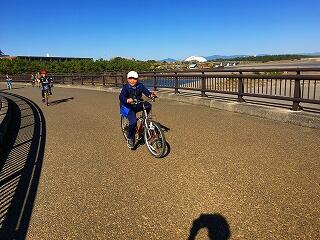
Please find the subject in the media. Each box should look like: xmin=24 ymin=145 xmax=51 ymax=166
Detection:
xmin=188 ymin=214 xmax=231 ymax=240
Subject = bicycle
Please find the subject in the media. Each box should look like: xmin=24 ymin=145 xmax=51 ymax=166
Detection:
xmin=120 ymin=97 xmax=167 ymax=158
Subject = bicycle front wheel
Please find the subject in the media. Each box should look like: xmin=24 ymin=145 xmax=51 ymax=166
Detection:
xmin=144 ymin=120 xmax=166 ymax=158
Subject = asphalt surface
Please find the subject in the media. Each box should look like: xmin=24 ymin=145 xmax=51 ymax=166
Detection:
xmin=1 ymin=84 xmax=320 ymax=239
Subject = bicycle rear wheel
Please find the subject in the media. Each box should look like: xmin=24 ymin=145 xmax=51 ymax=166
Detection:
xmin=144 ymin=120 xmax=166 ymax=158
xmin=120 ymin=116 xmax=129 ymax=141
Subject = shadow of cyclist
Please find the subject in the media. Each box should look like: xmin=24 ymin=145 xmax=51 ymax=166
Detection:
xmin=49 ymin=97 xmax=74 ymax=106
xmin=188 ymin=214 xmax=231 ymax=240
xmin=158 ymin=123 xmax=170 ymax=132
xmin=0 ymin=87 xmax=25 ymax=91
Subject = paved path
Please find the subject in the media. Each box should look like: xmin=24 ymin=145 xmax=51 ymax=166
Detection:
xmin=0 ymin=84 xmax=319 ymax=239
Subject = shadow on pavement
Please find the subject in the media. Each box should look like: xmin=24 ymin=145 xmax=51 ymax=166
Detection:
xmin=0 ymin=87 xmax=25 ymax=91
xmin=158 ymin=123 xmax=170 ymax=132
xmin=49 ymin=97 xmax=74 ymax=106
xmin=303 ymin=107 xmax=320 ymax=114
xmin=162 ymin=141 xmax=171 ymax=158
xmin=188 ymin=214 xmax=231 ymax=240
xmin=159 ymin=123 xmax=171 ymax=158
xmin=0 ymin=92 xmax=46 ymax=239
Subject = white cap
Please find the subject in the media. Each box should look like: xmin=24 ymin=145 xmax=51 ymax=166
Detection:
xmin=127 ymin=71 xmax=139 ymax=79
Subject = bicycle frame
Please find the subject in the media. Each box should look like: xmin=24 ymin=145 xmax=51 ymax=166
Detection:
xmin=133 ymin=98 xmax=154 ymax=131
xmin=43 ymin=89 xmax=49 ymax=96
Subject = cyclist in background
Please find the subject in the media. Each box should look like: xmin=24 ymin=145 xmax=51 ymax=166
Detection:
xmin=40 ymin=69 xmax=52 ymax=102
xmin=119 ymin=71 xmax=156 ymax=149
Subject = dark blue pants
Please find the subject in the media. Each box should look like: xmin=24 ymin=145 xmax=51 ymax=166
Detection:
xmin=127 ymin=102 xmax=151 ymax=140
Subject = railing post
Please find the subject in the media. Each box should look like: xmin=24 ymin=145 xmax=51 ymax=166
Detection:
xmin=122 ymin=72 xmax=126 ymax=85
xmin=0 ymin=94 xmax=2 ymax=110
xmin=153 ymin=72 xmax=158 ymax=91
xmin=114 ymin=73 xmax=118 ymax=87
xmin=174 ymin=72 xmax=179 ymax=94
xmin=237 ymin=71 xmax=245 ymax=102
xmin=292 ymin=71 xmax=302 ymax=111
xmin=201 ymin=71 xmax=207 ymax=97
xmin=102 ymin=75 xmax=106 ymax=87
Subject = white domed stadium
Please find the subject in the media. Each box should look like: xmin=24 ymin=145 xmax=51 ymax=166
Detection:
xmin=184 ymin=56 xmax=207 ymax=62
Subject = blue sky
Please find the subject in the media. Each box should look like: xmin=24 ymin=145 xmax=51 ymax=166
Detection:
xmin=1 ymin=0 xmax=319 ymax=60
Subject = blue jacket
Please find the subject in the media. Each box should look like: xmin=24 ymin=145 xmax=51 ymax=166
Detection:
xmin=119 ymin=82 xmax=151 ymax=109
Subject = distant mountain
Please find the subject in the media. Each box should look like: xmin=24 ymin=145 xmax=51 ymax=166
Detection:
xmin=160 ymin=58 xmax=178 ymax=62
xmin=301 ymin=52 xmax=320 ymax=56
xmin=160 ymin=52 xmax=320 ymax=62
xmin=205 ymin=52 xmax=320 ymax=60
xmin=255 ymin=52 xmax=320 ymax=57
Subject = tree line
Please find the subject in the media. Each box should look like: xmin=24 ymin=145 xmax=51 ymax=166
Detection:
xmin=0 ymin=57 xmax=157 ymax=74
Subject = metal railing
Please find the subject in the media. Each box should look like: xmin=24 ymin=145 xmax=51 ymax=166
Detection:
xmin=1 ymin=68 xmax=320 ymax=111
xmin=140 ymin=68 xmax=320 ymax=110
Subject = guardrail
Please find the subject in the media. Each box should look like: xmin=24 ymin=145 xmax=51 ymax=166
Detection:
xmin=0 ymin=94 xmax=3 ymax=111
xmin=0 ymin=96 xmax=10 ymax=148
xmin=1 ymin=67 xmax=320 ymax=110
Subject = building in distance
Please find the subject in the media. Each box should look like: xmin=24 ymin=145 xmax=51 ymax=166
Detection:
xmin=184 ymin=56 xmax=207 ymax=63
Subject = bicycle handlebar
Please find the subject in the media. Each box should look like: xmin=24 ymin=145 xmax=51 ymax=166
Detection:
xmin=132 ymin=96 xmax=157 ymax=105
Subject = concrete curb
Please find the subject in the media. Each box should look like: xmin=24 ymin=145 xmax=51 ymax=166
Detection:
xmin=7 ymin=82 xmax=320 ymax=129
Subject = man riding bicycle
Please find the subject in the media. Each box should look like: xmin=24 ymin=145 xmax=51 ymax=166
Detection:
xmin=119 ymin=71 xmax=156 ymax=149
xmin=40 ymin=69 xmax=52 ymax=102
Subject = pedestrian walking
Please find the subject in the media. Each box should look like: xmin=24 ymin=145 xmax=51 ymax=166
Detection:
xmin=6 ymin=75 xmax=13 ymax=90
xmin=31 ymin=73 xmax=35 ymax=87
xmin=35 ymin=72 xmax=41 ymax=87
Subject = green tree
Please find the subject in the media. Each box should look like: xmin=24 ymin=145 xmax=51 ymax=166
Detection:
xmin=0 ymin=57 xmax=156 ymax=74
